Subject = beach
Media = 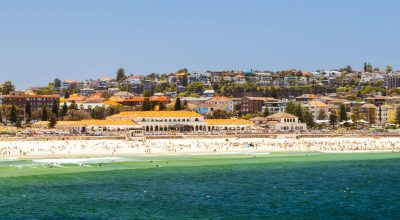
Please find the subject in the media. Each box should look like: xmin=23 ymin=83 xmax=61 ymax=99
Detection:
xmin=1 ymin=136 xmax=400 ymax=158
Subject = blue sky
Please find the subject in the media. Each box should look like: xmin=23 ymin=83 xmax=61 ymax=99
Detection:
xmin=1 ymin=0 xmax=400 ymax=89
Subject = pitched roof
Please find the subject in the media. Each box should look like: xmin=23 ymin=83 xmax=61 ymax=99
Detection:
xmin=109 ymin=111 xmax=202 ymax=118
xmin=360 ymin=103 xmax=377 ymax=109
xmin=32 ymin=119 xmax=137 ymax=127
xmin=249 ymin=117 xmax=268 ymax=121
xmin=123 ymin=96 xmax=169 ymax=102
xmin=380 ymin=104 xmax=395 ymax=109
xmin=266 ymin=112 xmax=298 ymax=119
xmin=210 ymin=96 xmax=232 ymax=101
xmin=308 ymin=101 xmax=328 ymax=107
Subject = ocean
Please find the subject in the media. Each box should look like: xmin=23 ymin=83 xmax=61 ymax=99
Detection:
xmin=0 ymin=153 xmax=400 ymax=219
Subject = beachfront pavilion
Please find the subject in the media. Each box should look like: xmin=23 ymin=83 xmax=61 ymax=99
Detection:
xmin=107 ymin=111 xmax=208 ymax=133
xmin=32 ymin=120 xmax=144 ymax=136
xmin=107 ymin=111 xmax=255 ymax=134
xmin=204 ymin=119 xmax=255 ymax=133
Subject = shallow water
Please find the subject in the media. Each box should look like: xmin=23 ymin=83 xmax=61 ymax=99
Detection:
xmin=0 ymin=153 xmax=400 ymax=218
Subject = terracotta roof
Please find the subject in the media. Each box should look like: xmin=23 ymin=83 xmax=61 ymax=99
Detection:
xmin=308 ymin=101 xmax=328 ymax=107
xmin=245 ymin=97 xmax=276 ymax=101
xmin=249 ymin=117 xmax=268 ymax=121
xmin=380 ymin=104 xmax=395 ymax=109
xmin=99 ymin=77 xmax=113 ymax=81
xmin=123 ymin=96 xmax=169 ymax=102
xmin=3 ymin=94 xmax=60 ymax=98
xmin=266 ymin=112 xmax=298 ymax=119
xmin=32 ymin=119 xmax=137 ymax=127
xmin=103 ymin=100 xmax=121 ymax=106
xmin=266 ymin=121 xmax=279 ymax=126
xmin=109 ymin=111 xmax=202 ymax=118
xmin=210 ymin=96 xmax=232 ymax=101
xmin=205 ymin=119 xmax=253 ymax=125
xmin=360 ymin=103 xmax=377 ymax=109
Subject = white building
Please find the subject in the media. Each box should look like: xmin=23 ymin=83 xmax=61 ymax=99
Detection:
xmin=265 ymin=112 xmax=307 ymax=132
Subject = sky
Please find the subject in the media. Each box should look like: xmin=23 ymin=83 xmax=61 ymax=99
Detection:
xmin=1 ymin=0 xmax=400 ymax=89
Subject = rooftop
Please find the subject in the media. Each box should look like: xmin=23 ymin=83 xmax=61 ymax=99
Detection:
xmin=109 ymin=111 xmax=203 ymax=118
xmin=205 ymin=119 xmax=253 ymax=125
xmin=33 ymin=119 xmax=137 ymax=127
xmin=266 ymin=112 xmax=298 ymax=119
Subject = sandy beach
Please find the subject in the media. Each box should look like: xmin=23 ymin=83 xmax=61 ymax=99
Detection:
xmin=0 ymin=136 xmax=399 ymax=158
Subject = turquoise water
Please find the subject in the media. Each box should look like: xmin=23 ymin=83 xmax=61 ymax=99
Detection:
xmin=1 ymin=154 xmax=400 ymax=219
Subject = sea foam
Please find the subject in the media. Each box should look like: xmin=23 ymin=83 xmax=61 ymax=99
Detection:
xmin=32 ymin=157 xmax=122 ymax=164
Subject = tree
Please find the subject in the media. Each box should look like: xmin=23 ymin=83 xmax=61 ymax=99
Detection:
xmin=174 ymin=98 xmax=182 ymax=110
xmin=339 ymin=104 xmax=347 ymax=122
xmin=285 ymin=101 xmax=296 ymax=115
xmin=187 ymin=82 xmax=204 ymax=94
xmin=141 ymin=98 xmax=152 ymax=111
xmin=64 ymin=109 xmax=90 ymax=121
xmin=0 ymin=107 xmax=2 ymax=123
xmin=10 ymin=105 xmax=17 ymax=124
xmin=51 ymin=100 xmax=59 ymax=117
xmin=61 ymin=102 xmax=68 ymax=119
xmin=396 ymin=106 xmax=400 ymax=124
xmin=64 ymin=90 xmax=70 ymax=99
xmin=41 ymin=106 xmax=49 ymax=121
xmin=15 ymin=118 xmax=22 ymax=128
xmin=317 ymin=109 xmax=327 ymax=120
xmin=49 ymin=113 xmax=58 ymax=128
xmin=1 ymin=81 xmax=15 ymax=95
xmin=329 ymin=111 xmax=338 ymax=128
xmin=68 ymin=101 xmax=78 ymax=110
xmin=210 ymin=109 xmax=230 ymax=119
xmin=271 ymin=87 xmax=278 ymax=99
xmin=91 ymin=106 xmax=107 ymax=119
xmin=263 ymin=107 xmax=269 ymax=117
xmin=159 ymin=102 xmax=166 ymax=110
xmin=367 ymin=63 xmax=373 ymax=72
xmin=116 ymin=68 xmax=126 ymax=82
xmin=386 ymin=65 xmax=393 ymax=74
xmin=25 ymin=102 xmax=32 ymax=123
xmin=53 ymin=78 xmax=61 ymax=89
xmin=303 ymin=108 xmax=315 ymax=128
xmin=181 ymin=75 xmax=188 ymax=87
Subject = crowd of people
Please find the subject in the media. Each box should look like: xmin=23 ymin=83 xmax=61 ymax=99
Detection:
xmin=1 ymin=137 xmax=400 ymax=158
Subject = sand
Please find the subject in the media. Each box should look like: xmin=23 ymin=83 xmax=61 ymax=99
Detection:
xmin=0 ymin=136 xmax=400 ymax=158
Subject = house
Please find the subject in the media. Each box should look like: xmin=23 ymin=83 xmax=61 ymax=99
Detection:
xmin=365 ymin=96 xmax=392 ymax=107
xmin=2 ymin=91 xmax=60 ymax=112
xmin=119 ymin=96 xmax=169 ymax=107
xmin=194 ymin=103 xmax=228 ymax=115
xmin=79 ymin=88 xmax=96 ymax=96
xmin=112 ymin=91 xmax=135 ymax=99
xmin=203 ymin=90 xmax=215 ymax=97
xmin=376 ymin=105 xmax=396 ymax=125
xmin=98 ymin=77 xmax=114 ymax=88
xmin=295 ymin=94 xmax=316 ymax=104
xmin=304 ymin=101 xmax=330 ymax=120
xmin=206 ymin=96 xmax=234 ymax=112
xmin=262 ymin=98 xmax=285 ymax=114
xmin=249 ymin=117 xmax=269 ymax=127
xmin=360 ymin=103 xmax=377 ymax=124
xmin=61 ymin=80 xmax=77 ymax=90
xmin=241 ymin=97 xmax=276 ymax=113
xmin=124 ymin=75 xmax=144 ymax=86
xmin=265 ymin=112 xmax=307 ymax=132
